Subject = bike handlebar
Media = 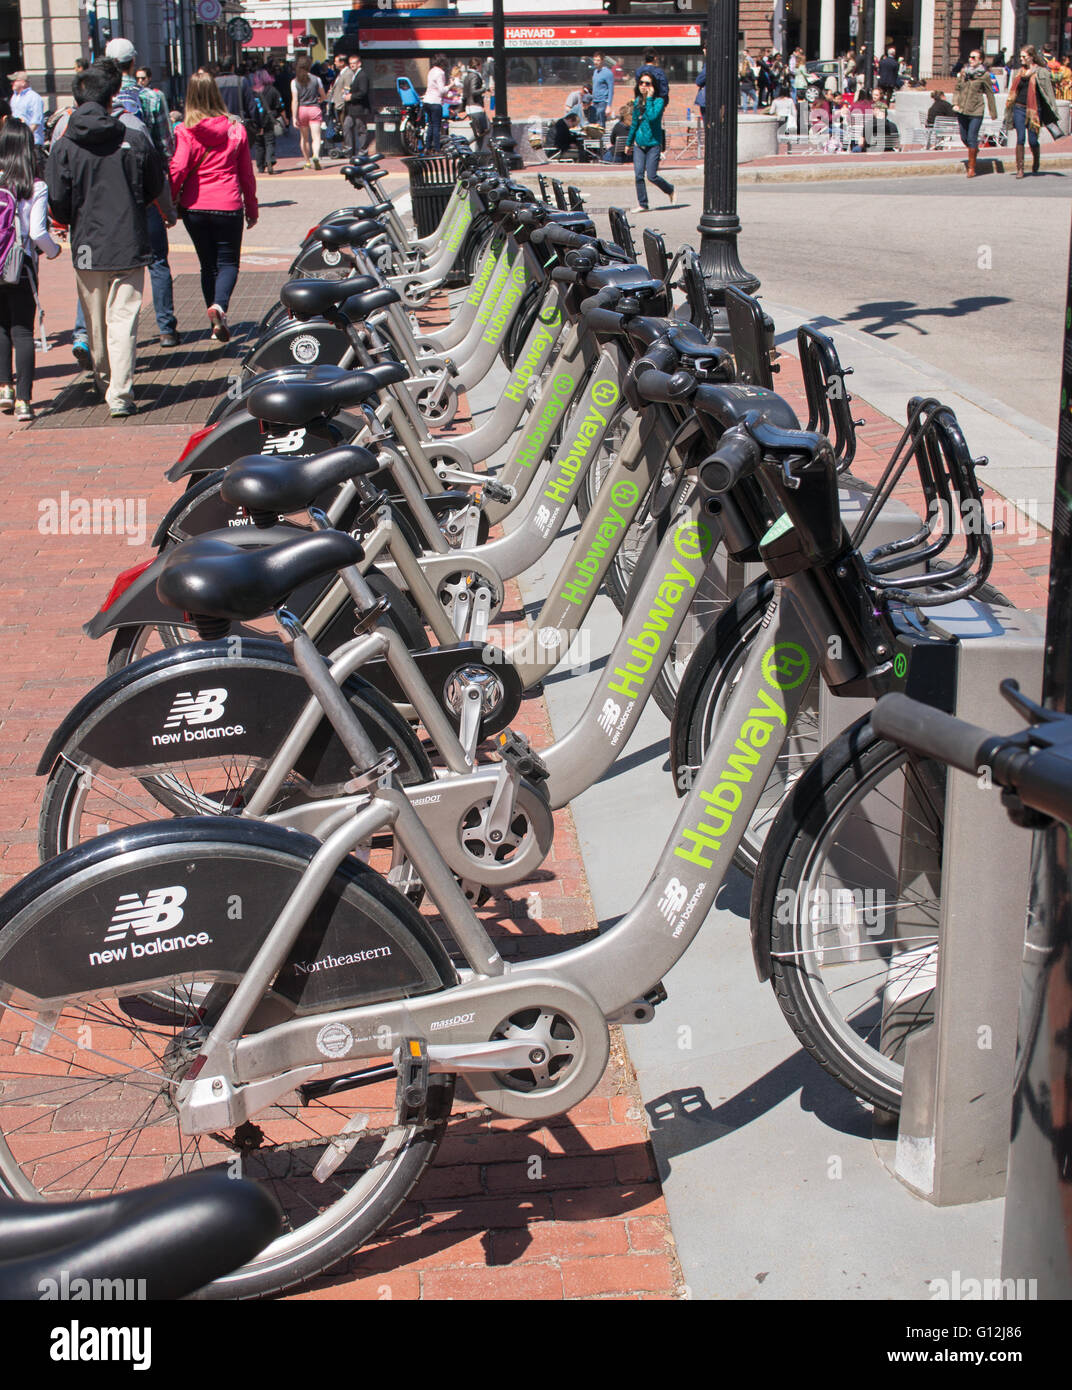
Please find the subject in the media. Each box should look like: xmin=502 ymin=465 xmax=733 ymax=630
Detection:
xmin=870 ymin=694 xmax=992 ymax=775
xmin=631 ymin=366 xmax=696 ymax=405
xmin=529 ymin=224 xmax=593 ymax=251
xmin=697 ymin=427 xmax=763 ymax=495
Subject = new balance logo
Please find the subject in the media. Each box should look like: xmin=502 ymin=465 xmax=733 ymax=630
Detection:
xmin=657 ymin=877 xmax=688 ymax=921
xmin=261 ymin=428 xmax=307 ymax=454
xmin=164 ymin=689 xmax=227 ymax=728
xmin=105 ymin=887 xmax=188 ymax=943
xmin=597 ymin=698 xmax=621 ymax=735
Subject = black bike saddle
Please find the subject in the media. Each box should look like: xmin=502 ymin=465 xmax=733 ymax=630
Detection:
xmin=280 ymin=275 xmax=379 ymax=319
xmin=0 ymin=1172 xmax=280 ymax=1301
xmin=158 ymin=531 xmax=365 ymax=624
xmin=222 ymin=444 xmax=381 ymax=516
xmin=247 ymin=362 xmax=408 ymax=426
xmin=340 ymin=286 xmax=401 ymax=318
xmin=320 ymin=218 xmax=386 ymax=250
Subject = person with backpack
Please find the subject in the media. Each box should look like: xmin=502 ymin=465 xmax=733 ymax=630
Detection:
xmin=46 ymin=66 xmax=163 ymax=417
xmin=103 ymin=40 xmax=179 ymax=348
xmin=170 ymin=72 xmax=258 ymax=345
xmin=247 ymin=68 xmax=284 ymax=174
xmin=0 ymin=118 xmax=60 ymax=422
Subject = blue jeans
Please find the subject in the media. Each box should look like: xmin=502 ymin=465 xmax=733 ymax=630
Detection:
xmin=592 ymin=100 xmax=608 ymax=127
xmin=633 ymin=142 xmax=673 ymax=208
xmin=146 ymin=204 xmax=177 ymax=336
xmin=740 ymin=86 xmax=757 ymax=112
xmin=423 ymin=102 xmax=442 ymax=151
xmin=1011 ymin=103 xmax=1039 ymax=148
xmin=957 ymin=113 xmax=983 ymax=149
xmin=182 ymin=208 xmax=244 ymax=314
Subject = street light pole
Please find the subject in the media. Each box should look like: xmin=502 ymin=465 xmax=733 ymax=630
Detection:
xmin=490 ymin=0 xmax=521 ymax=164
xmin=697 ymin=0 xmax=760 ymax=338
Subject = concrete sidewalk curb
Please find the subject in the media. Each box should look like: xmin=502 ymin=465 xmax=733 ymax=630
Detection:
xmin=520 ymin=152 xmax=1072 ymax=187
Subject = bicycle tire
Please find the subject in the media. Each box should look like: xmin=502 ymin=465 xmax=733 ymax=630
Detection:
xmin=0 ymin=821 xmax=456 ymax=1299
xmin=751 ymin=716 xmax=946 ymax=1112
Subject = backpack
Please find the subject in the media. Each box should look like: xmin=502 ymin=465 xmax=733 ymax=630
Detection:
xmin=0 ymin=187 xmax=25 ymax=286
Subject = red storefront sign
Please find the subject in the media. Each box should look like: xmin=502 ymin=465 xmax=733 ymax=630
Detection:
xmin=247 ymin=20 xmax=308 ymax=46
xmin=355 ymin=22 xmax=704 ymax=52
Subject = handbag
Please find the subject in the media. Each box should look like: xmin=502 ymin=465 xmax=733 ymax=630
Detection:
xmin=1046 ymin=120 xmax=1064 ymax=140
xmin=0 ymin=190 xmax=25 ymax=287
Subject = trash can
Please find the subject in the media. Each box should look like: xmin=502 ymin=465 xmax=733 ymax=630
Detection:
xmin=375 ymin=107 xmax=404 ymax=157
xmin=404 ymin=154 xmax=460 ymax=238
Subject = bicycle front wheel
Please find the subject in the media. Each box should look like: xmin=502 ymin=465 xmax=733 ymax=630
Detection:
xmin=751 ymin=717 xmax=945 ymax=1113
xmin=0 ymin=826 xmax=456 ymax=1299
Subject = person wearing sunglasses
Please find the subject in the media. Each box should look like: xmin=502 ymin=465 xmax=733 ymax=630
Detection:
xmin=625 ymin=73 xmax=674 ymax=212
xmin=1003 ymin=45 xmax=1060 ymax=177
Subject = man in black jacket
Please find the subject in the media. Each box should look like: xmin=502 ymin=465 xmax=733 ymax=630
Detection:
xmin=343 ymin=53 xmax=373 ymax=157
xmin=46 ymin=66 xmax=164 ymax=417
xmin=877 ymin=47 xmax=900 ymax=102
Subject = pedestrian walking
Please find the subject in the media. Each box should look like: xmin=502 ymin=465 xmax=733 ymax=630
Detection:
xmin=248 ymin=68 xmax=284 ymax=173
xmin=626 ymin=72 xmax=673 ymax=212
xmin=1004 ymin=45 xmax=1060 ymax=177
xmin=591 ymin=53 xmax=614 ymax=126
xmin=462 ymin=56 xmax=489 ymax=150
xmin=422 ymin=53 xmax=449 ymax=152
xmin=103 ymin=40 xmax=180 ymax=347
xmin=0 ymin=119 xmax=60 ymax=423
xmin=216 ymin=59 xmax=256 ymax=125
xmin=342 ymin=54 xmax=372 ymax=158
xmin=695 ymin=63 xmax=705 ymax=151
xmin=877 ymin=47 xmax=900 ymax=102
xmin=8 ymin=73 xmax=43 ymax=145
xmin=170 ymin=73 xmax=258 ymax=345
xmin=46 ymin=65 xmax=164 ymax=417
xmin=952 ymin=49 xmax=996 ymax=176
xmin=291 ymin=55 xmax=325 ymax=169
xmin=739 ymin=51 xmax=758 ymax=112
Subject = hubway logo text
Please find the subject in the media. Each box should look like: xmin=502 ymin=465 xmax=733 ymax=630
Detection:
xmin=543 ymin=379 xmax=619 ymax=505
xmin=607 ymin=520 xmax=713 ymax=700
xmin=674 ymin=643 xmax=810 ymax=870
xmin=502 ymin=305 xmax=562 ymax=404
xmin=513 ymin=372 xmax=576 ymax=469
xmin=559 ymin=476 xmax=638 ymax=607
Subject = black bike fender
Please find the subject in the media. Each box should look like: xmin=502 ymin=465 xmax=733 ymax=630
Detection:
xmin=82 ymin=525 xmax=305 ymax=640
xmin=0 ymin=817 xmax=458 ymax=1005
xmin=36 ymin=637 xmax=294 ymax=775
xmin=152 ymin=470 xmax=225 ymax=548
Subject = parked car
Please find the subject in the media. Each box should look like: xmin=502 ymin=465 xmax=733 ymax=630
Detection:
xmin=803 ymin=58 xmax=849 ymax=101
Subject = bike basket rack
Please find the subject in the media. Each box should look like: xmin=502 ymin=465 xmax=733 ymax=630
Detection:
xmin=642 ymin=227 xmax=670 ymax=282
xmin=567 ymin=184 xmax=585 ymax=211
xmin=724 ymin=285 xmax=775 ymax=390
xmin=679 ymin=248 xmax=713 ymax=338
xmin=607 ymin=207 xmax=637 ymax=262
xmin=551 ymin=177 xmax=569 ymax=210
xmin=854 ymin=398 xmax=994 ymax=607
xmin=797 ymin=323 xmax=861 ymax=471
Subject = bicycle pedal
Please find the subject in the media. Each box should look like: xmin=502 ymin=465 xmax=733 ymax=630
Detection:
xmin=481 ymin=479 xmax=512 ymax=505
xmin=496 ymin=728 xmax=550 ymax=783
xmin=395 ymin=1038 xmax=430 ymax=1124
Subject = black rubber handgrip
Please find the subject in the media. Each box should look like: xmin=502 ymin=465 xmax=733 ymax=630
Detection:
xmin=495 ymin=198 xmax=524 ymax=216
xmin=633 ymin=368 xmax=695 ymax=404
xmin=536 ymin=224 xmax=592 ymax=251
xmin=870 ymin=694 xmax=991 ymax=774
xmin=551 ymin=266 xmax=579 ymax=285
xmin=697 ymin=430 xmax=761 ymax=494
xmin=582 ymin=306 xmax=626 ymax=334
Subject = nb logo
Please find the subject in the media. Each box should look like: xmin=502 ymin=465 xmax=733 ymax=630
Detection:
xmin=106 ymin=887 xmax=188 ymax=943
xmin=533 ymin=504 xmax=553 ymax=533
xmin=657 ymin=877 xmax=688 ymax=921
xmin=597 ymin=698 xmax=621 ymax=734
xmin=164 ymin=689 xmax=227 ymax=728
xmin=261 ymin=428 xmax=307 ymax=455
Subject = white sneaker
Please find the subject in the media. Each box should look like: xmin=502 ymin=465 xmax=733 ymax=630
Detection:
xmin=631 ymin=205 xmax=649 ymax=213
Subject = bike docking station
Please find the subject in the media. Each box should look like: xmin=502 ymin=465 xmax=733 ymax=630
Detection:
xmin=819 ymin=600 xmax=1046 ymax=1204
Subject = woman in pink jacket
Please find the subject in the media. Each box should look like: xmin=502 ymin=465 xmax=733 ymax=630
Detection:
xmin=170 ymin=73 xmax=258 ymax=343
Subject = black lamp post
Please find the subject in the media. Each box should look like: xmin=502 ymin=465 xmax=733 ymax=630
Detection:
xmin=490 ymin=0 xmax=522 ymax=167
xmin=697 ymin=0 xmax=760 ymax=338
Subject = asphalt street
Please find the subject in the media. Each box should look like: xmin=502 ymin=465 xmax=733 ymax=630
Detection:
xmin=628 ymin=172 xmax=1071 ymax=430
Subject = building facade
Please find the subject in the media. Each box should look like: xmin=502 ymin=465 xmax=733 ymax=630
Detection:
xmin=2 ymin=0 xmax=246 ymax=103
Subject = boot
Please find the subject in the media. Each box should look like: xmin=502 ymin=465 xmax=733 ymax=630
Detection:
xmin=1032 ymin=145 xmax=1041 ymax=174
xmin=966 ymin=147 xmax=978 ymax=177
xmin=1015 ymin=145 xmax=1025 ymax=178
